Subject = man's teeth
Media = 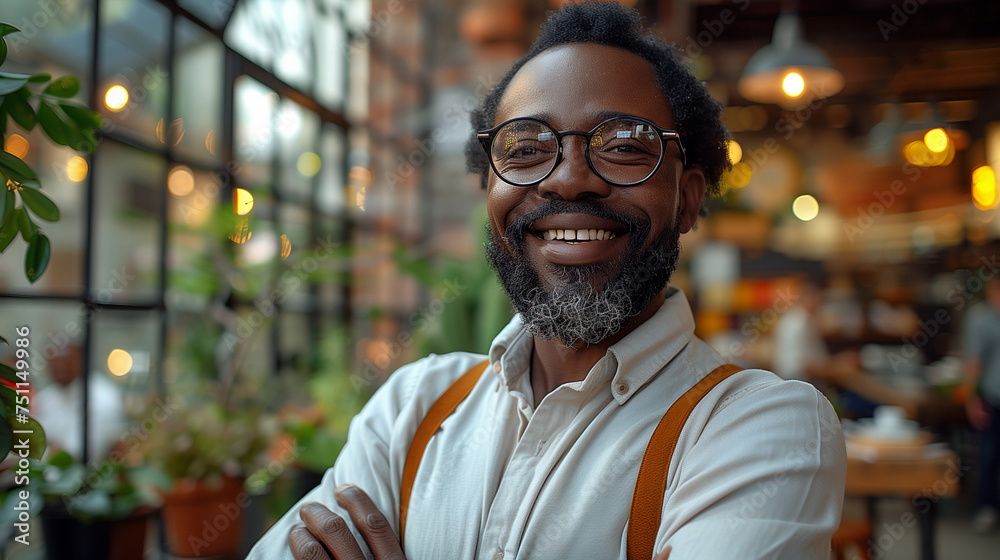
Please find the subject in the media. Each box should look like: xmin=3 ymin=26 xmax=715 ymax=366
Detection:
xmin=541 ymin=229 xmax=615 ymax=241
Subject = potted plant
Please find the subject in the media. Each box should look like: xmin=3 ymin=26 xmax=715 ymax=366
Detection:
xmin=29 ymin=450 xmax=165 ymax=560
xmin=139 ymin=392 xmax=273 ymax=558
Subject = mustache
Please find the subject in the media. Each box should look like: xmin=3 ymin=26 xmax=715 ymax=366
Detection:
xmin=503 ymin=199 xmax=651 ymax=248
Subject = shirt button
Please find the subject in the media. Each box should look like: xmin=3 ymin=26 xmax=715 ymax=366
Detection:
xmin=616 ymin=382 xmax=629 ymax=395
xmin=493 ymin=362 xmax=502 ymax=373
xmin=493 ymin=552 xmax=504 ymax=560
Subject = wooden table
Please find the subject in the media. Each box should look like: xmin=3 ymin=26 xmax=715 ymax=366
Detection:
xmin=845 ymin=451 xmax=961 ymax=560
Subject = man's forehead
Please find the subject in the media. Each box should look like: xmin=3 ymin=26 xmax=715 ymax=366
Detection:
xmin=495 ymin=43 xmax=672 ymax=127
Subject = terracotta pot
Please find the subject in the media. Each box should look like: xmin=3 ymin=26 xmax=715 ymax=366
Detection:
xmin=160 ymin=477 xmax=246 ymax=558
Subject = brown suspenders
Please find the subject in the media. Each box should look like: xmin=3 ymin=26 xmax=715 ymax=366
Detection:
xmin=398 ymin=360 xmax=742 ymax=559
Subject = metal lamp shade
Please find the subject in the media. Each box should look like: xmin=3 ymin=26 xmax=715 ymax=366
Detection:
xmin=737 ymin=13 xmax=844 ymax=105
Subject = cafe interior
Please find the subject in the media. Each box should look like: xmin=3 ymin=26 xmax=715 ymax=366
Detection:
xmin=1 ymin=0 xmax=999 ymax=558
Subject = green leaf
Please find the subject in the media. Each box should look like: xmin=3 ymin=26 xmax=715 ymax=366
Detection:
xmin=37 ymin=100 xmax=85 ymax=150
xmin=0 ymin=151 xmax=40 ymax=188
xmin=0 ymin=363 xmax=17 ymax=385
xmin=0 ymin=186 xmax=13 ymax=222
xmin=44 ymin=76 xmax=80 ymax=98
xmin=19 ymin=187 xmax=59 ymax=222
xmin=0 ymin=209 xmax=18 ymax=251
xmin=0 ymin=419 xmax=11 ymax=459
xmin=25 ymin=232 xmax=49 ymax=283
xmin=18 ymin=416 xmax=46 ymax=460
xmin=15 ymin=208 xmax=36 ymax=241
xmin=0 ymin=24 xmax=20 ymax=38
xmin=4 ymin=89 xmax=36 ymax=131
xmin=0 ymin=334 xmax=7 ymax=345
xmin=1 ymin=36 xmax=6 ymax=67
xmin=61 ymin=103 xmax=102 ymax=131
xmin=48 ymin=450 xmax=74 ymax=469
xmin=0 ymin=385 xmax=15 ymax=409
xmin=0 ymin=73 xmax=29 ymax=96
xmin=28 ymin=73 xmax=50 ymax=84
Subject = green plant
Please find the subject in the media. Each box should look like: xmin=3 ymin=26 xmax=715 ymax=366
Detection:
xmin=0 ymin=23 xmax=102 ymax=282
xmin=0 ymin=335 xmax=46 ymax=459
xmin=139 ymin=397 xmax=275 ymax=484
xmin=29 ymin=450 xmax=167 ymax=521
xmin=281 ymin=329 xmax=370 ymax=473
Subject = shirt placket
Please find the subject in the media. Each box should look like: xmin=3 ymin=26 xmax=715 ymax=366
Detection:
xmin=479 ymin=386 xmax=580 ymax=560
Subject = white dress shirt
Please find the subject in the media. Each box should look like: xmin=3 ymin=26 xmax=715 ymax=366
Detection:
xmin=248 ymin=287 xmax=846 ymax=559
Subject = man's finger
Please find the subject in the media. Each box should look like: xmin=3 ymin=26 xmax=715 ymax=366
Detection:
xmin=289 ymin=525 xmax=332 ymax=560
xmin=335 ymin=483 xmax=406 ymax=560
xmin=300 ymin=502 xmax=367 ymax=560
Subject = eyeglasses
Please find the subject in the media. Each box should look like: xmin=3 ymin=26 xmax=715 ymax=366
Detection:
xmin=477 ymin=115 xmax=685 ymax=187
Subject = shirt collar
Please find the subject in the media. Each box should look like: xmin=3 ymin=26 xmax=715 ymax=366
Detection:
xmin=487 ymin=287 xmax=697 ymax=404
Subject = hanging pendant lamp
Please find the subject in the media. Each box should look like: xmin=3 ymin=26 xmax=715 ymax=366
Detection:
xmin=737 ymin=13 xmax=844 ymax=106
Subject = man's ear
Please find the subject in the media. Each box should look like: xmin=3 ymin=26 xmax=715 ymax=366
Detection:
xmin=678 ymin=167 xmax=706 ymax=233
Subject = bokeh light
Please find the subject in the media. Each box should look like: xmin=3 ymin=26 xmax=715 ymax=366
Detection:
xmin=923 ymin=128 xmax=948 ymax=153
xmin=66 ymin=156 xmax=89 ymax=183
xmin=104 ymin=85 xmax=129 ymax=111
xmin=297 ymin=152 xmax=322 ymax=177
xmin=972 ymin=166 xmax=998 ymax=210
xmin=167 ymin=165 xmax=195 ymax=196
xmin=233 ymin=188 xmax=254 ymax=215
xmin=107 ymin=349 xmax=133 ymax=376
xmin=781 ymin=72 xmax=805 ymax=98
xmin=727 ymin=140 xmax=742 ymax=165
xmin=4 ymin=134 xmax=29 ymax=159
xmin=727 ymin=161 xmax=752 ymax=189
xmin=792 ymin=194 xmax=819 ymax=221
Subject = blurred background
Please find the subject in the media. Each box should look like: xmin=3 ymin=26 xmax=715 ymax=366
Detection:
xmin=0 ymin=0 xmax=999 ymax=558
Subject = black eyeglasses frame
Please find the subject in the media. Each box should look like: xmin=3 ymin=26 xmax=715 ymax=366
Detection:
xmin=476 ymin=115 xmax=686 ymax=187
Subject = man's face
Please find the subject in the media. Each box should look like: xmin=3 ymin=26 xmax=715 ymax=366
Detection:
xmin=484 ymin=43 xmax=704 ymax=345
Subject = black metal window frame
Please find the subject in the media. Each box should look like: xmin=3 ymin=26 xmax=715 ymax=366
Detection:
xmin=0 ymin=0 xmax=355 ymax=464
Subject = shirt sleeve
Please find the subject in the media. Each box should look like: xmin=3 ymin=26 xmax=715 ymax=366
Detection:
xmin=658 ymin=378 xmax=846 ymax=560
xmin=245 ymin=355 xmax=463 ymax=560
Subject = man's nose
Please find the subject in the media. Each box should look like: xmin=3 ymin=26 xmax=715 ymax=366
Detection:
xmin=536 ymin=135 xmax=613 ymax=201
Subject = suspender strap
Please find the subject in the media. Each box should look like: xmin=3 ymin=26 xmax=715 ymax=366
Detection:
xmin=626 ymin=363 xmax=743 ymax=560
xmin=399 ymin=359 xmax=490 ymax=548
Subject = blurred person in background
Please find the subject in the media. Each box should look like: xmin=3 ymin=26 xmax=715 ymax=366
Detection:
xmin=962 ymin=274 xmax=1000 ymax=533
xmin=773 ymin=279 xmax=829 ymax=382
xmin=33 ymin=344 xmax=125 ymax=460
xmin=249 ymin=3 xmax=846 ymax=559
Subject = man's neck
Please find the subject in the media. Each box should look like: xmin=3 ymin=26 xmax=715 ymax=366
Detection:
xmin=528 ymin=288 xmax=667 ymax=408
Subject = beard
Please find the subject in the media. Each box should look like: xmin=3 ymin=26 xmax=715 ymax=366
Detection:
xmin=485 ymin=199 xmax=682 ymax=347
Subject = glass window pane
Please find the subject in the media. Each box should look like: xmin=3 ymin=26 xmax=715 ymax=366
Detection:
xmin=91 ymin=142 xmax=165 ymax=303
xmin=175 ymin=18 xmax=224 ymax=166
xmin=98 ymin=0 xmax=170 ymax=146
xmin=0 ymin=2 xmax=93 ymax=295
xmin=0 ymin=143 xmax=87 ymax=296
xmin=317 ymin=127 xmax=347 ymax=215
xmin=279 ymin=311 xmax=311 ymax=376
xmin=92 ymin=308 xmax=159 ymax=403
xmin=2 ymin=1 xmax=94 ymax=94
xmin=235 ymin=76 xmax=277 ymax=188
xmin=226 ymin=0 xmax=312 ymax=92
xmin=278 ymin=99 xmax=320 ymax=203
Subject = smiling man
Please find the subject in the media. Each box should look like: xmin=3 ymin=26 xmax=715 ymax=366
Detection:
xmin=248 ymin=3 xmax=845 ymax=559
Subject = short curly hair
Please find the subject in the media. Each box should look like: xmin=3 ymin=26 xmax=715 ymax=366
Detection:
xmin=465 ymin=1 xmax=730 ymax=197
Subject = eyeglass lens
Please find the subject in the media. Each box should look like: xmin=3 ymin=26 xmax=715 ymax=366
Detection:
xmin=489 ymin=117 xmax=663 ymax=186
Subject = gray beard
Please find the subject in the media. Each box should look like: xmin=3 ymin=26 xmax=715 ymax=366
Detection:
xmin=485 ymin=204 xmax=682 ymax=347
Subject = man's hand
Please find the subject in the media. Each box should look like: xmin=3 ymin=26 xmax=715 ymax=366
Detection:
xmin=288 ymin=484 xmax=405 ymax=560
